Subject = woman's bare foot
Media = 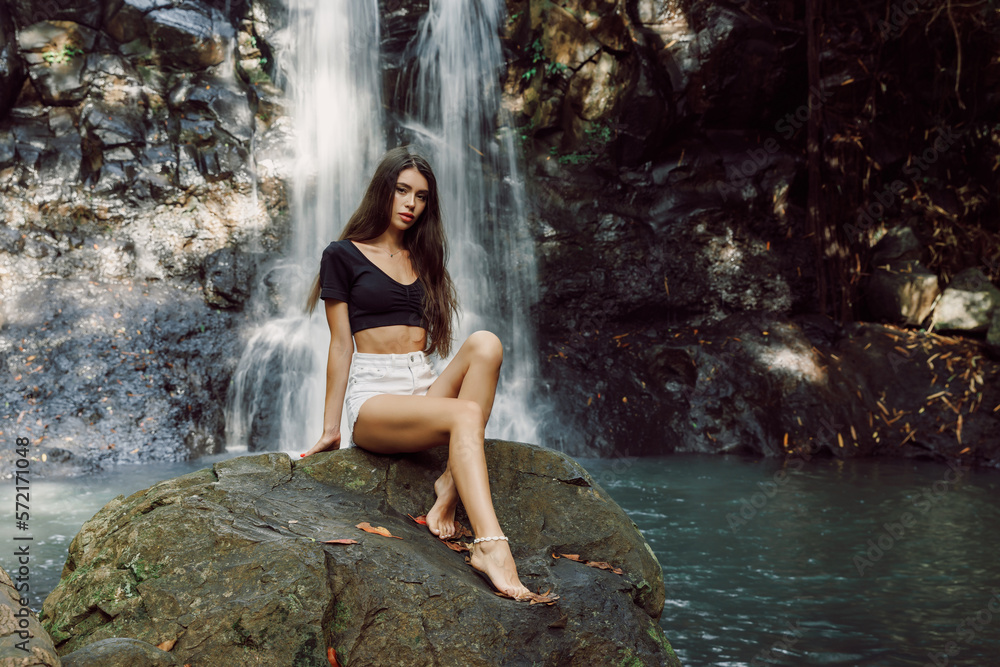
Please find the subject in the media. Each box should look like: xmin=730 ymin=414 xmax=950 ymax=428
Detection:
xmin=426 ymin=468 xmax=458 ymax=539
xmin=469 ymin=538 xmax=531 ymax=600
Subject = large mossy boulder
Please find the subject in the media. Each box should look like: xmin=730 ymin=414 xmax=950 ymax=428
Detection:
xmin=41 ymin=442 xmax=680 ymax=666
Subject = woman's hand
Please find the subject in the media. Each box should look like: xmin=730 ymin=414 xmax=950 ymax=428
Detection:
xmin=301 ymin=429 xmax=342 ymax=457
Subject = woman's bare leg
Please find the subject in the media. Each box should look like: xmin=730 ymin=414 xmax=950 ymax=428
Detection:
xmin=423 ymin=331 xmax=503 ymax=539
xmin=351 ymin=392 xmax=531 ymax=600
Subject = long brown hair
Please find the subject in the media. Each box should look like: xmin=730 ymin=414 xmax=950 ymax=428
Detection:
xmin=305 ymin=146 xmax=458 ymax=357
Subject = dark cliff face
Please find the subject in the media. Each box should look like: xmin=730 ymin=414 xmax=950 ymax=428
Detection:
xmin=500 ymin=0 xmax=1000 ymax=461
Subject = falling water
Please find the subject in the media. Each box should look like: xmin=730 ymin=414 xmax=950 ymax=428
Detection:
xmin=225 ymin=0 xmax=541 ymax=451
xmin=225 ymin=0 xmax=384 ymax=451
xmin=397 ymin=0 xmax=541 ymax=444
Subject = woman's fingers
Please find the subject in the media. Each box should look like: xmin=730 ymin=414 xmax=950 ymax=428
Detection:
xmin=302 ymin=432 xmax=342 ymax=457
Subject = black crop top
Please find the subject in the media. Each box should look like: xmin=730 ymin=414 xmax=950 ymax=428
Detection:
xmin=319 ymin=240 xmax=428 ymax=334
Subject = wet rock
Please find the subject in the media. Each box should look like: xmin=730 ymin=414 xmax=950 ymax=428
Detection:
xmin=146 ymin=3 xmax=235 ymax=70
xmin=542 ymin=311 xmax=1000 ymax=467
xmin=932 ymin=268 xmax=1000 ymax=332
xmin=168 ymin=72 xmax=254 ymax=183
xmin=80 ymin=99 xmax=144 ymax=146
xmin=865 ymin=260 xmax=939 ymax=326
xmin=5 ymin=0 xmax=104 ymax=30
xmin=0 ymin=128 xmax=15 ymax=167
xmin=61 ymin=638 xmax=179 ymax=667
xmin=201 ymin=246 xmax=257 ymax=309
xmin=0 ymin=279 xmax=237 ymax=477
xmin=379 ymin=0 xmax=428 ymax=60
xmin=42 ymin=445 xmax=679 ymax=666
xmin=248 ymin=0 xmax=287 ymax=61
xmin=0 ymin=566 xmax=60 ymax=666
xmin=16 ymin=20 xmax=97 ymax=105
xmin=987 ymin=309 xmax=1000 ymax=358
xmin=870 ymin=226 xmax=923 ymax=264
xmin=0 ymin=4 xmax=26 ymax=119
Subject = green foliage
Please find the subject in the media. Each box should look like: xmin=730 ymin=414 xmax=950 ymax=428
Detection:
xmin=549 ymin=146 xmax=595 ymax=166
xmin=546 ymin=61 xmax=570 ymax=76
xmin=521 ymin=38 xmax=545 ymax=81
xmin=43 ymin=43 xmax=84 ymax=65
xmin=521 ymin=37 xmax=569 ymax=82
xmin=585 ymin=121 xmax=614 ymax=144
xmin=247 ymin=61 xmax=272 ymax=86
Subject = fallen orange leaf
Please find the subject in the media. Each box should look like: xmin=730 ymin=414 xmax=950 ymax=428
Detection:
xmin=157 ymin=639 xmax=176 ymax=652
xmin=585 ymin=561 xmax=624 ymax=575
xmin=356 ymin=522 xmax=402 ymax=539
xmin=323 ymin=539 xmax=359 ymax=545
xmin=328 ymin=646 xmax=340 ymax=667
xmin=493 ymin=586 xmax=560 ymax=605
xmin=555 ymin=552 xmax=624 ymax=575
xmin=408 ymin=514 xmax=428 ymax=525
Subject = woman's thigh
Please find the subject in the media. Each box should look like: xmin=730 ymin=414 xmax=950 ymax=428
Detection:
xmin=424 ymin=331 xmax=501 ymax=400
xmin=352 ymin=394 xmax=473 ymax=454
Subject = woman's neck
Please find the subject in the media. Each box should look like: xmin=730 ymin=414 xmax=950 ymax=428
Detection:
xmin=370 ymin=229 xmax=405 ymax=251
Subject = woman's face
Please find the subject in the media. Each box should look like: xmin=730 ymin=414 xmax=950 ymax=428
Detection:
xmin=391 ymin=167 xmax=429 ymax=231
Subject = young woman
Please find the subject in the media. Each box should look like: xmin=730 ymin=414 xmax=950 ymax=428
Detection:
xmin=303 ymin=146 xmax=538 ymax=602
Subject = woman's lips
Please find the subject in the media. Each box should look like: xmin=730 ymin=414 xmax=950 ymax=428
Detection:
xmin=399 ymin=212 xmax=414 ymax=222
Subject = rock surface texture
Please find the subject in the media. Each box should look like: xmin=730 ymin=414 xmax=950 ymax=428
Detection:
xmin=0 ymin=0 xmax=291 ymax=475
xmin=0 ymin=565 xmax=60 ymax=666
xmin=501 ymin=0 xmax=1000 ymax=460
xmin=41 ymin=442 xmax=680 ymax=666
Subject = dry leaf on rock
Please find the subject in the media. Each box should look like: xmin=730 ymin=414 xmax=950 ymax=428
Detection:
xmin=356 ymin=522 xmax=403 ymax=539
xmin=586 ymin=560 xmax=624 ymax=575
xmin=442 ymin=541 xmax=469 ymax=553
xmin=327 ymin=646 xmax=340 ymax=666
xmin=451 ymin=521 xmax=472 ymax=539
xmin=157 ymin=638 xmax=176 ymax=651
xmin=322 ymin=539 xmax=359 ymax=545
xmin=408 ymin=514 xmax=428 ymax=525
xmin=554 ymin=552 xmax=623 ymax=575
xmin=494 ymin=587 xmax=560 ymax=605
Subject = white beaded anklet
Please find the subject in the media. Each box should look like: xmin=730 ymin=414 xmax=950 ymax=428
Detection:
xmin=472 ymin=535 xmax=508 ymax=545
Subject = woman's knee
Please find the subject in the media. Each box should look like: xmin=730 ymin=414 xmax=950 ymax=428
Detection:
xmin=465 ymin=330 xmax=503 ymax=366
xmin=449 ymin=398 xmax=486 ymax=432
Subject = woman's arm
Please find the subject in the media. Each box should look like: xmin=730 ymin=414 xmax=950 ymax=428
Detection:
xmin=305 ymin=300 xmax=353 ymax=455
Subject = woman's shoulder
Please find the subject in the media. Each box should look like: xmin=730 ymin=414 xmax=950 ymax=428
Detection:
xmin=322 ymin=239 xmax=358 ymax=259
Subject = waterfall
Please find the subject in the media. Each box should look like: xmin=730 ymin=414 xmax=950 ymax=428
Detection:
xmin=396 ymin=0 xmax=541 ymax=444
xmin=225 ymin=0 xmax=541 ymax=452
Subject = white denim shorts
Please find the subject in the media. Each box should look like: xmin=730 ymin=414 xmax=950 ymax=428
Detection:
xmin=344 ymin=351 xmax=438 ymax=448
